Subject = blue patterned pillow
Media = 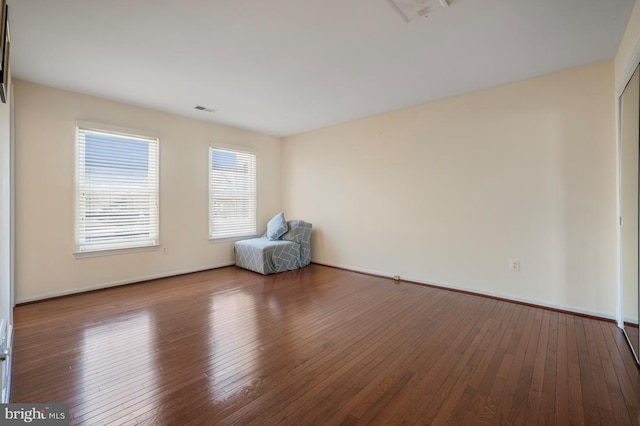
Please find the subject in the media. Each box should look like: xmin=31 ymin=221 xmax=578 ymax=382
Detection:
xmin=266 ymin=212 xmax=288 ymax=240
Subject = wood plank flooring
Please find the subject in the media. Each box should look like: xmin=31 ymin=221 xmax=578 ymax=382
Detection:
xmin=626 ymin=326 xmax=639 ymax=362
xmin=10 ymin=265 xmax=640 ymax=425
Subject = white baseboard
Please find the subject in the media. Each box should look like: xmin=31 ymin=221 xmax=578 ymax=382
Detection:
xmin=312 ymin=259 xmax=616 ymax=322
xmin=16 ymin=261 xmax=236 ymax=304
xmin=18 ymin=258 xmax=618 ymax=323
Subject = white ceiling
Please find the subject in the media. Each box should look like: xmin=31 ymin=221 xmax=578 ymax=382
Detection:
xmin=8 ymin=0 xmax=636 ymax=136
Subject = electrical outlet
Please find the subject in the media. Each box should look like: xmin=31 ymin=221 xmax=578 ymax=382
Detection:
xmin=509 ymin=259 xmax=520 ymax=272
xmin=393 ymin=275 xmax=400 ymax=281
xmin=162 ymin=247 xmax=168 ymax=255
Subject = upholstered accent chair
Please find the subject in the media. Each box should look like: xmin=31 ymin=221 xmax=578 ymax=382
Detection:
xmin=234 ymin=219 xmax=312 ymax=275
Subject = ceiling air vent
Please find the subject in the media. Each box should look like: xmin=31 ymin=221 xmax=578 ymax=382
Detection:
xmin=194 ymin=105 xmax=215 ymax=113
xmin=388 ymin=0 xmax=449 ymax=22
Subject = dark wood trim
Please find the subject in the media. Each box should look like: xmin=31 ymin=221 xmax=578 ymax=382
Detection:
xmin=312 ymin=262 xmax=617 ymax=324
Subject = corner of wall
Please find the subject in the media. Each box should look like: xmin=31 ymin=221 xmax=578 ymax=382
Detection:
xmin=615 ymin=0 xmax=640 ymax=92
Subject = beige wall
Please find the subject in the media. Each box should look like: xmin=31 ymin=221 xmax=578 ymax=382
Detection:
xmin=14 ymin=80 xmax=281 ymax=302
xmin=282 ymin=61 xmax=617 ymax=317
xmin=13 ymin=62 xmax=620 ymax=316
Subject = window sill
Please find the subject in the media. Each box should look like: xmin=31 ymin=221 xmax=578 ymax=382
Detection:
xmin=74 ymin=244 xmax=161 ymax=259
xmin=209 ymin=235 xmax=258 ymax=244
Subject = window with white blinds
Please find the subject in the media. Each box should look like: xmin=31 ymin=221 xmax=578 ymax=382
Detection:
xmin=75 ymin=122 xmax=160 ymax=253
xmin=209 ymin=147 xmax=257 ymax=239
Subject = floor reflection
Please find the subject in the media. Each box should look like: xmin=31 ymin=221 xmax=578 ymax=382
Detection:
xmin=75 ymin=312 xmax=157 ymax=423
xmin=207 ymin=291 xmax=259 ymax=402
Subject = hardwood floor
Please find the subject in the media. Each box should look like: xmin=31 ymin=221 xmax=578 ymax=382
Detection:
xmin=626 ymin=325 xmax=639 ymax=362
xmin=11 ymin=264 xmax=640 ymax=425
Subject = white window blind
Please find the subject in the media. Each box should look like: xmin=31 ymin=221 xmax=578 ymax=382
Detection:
xmin=209 ymin=147 xmax=257 ymax=239
xmin=75 ymin=123 xmax=159 ymax=253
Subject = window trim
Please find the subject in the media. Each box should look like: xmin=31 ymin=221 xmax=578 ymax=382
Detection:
xmin=208 ymin=144 xmax=258 ymax=241
xmin=73 ymin=120 xmax=161 ymax=256
xmin=73 ymin=244 xmax=160 ymax=259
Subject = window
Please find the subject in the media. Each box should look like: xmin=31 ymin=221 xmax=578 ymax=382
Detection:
xmin=209 ymin=147 xmax=257 ymax=239
xmin=75 ymin=121 xmax=159 ymax=254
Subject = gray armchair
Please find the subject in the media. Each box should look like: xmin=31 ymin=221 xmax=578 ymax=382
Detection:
xmin=234 ymin=220 xmax=312 ymax=275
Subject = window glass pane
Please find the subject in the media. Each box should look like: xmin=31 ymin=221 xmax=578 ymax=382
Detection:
xmin=75 ymin=124 xmax=159 ymax=253
xmin=209 ymin=147 xmax=256 ymax=239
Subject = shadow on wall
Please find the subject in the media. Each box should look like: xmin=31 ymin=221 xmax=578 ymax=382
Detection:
xmin=310 ymin=228 xmax=323 ymax=263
